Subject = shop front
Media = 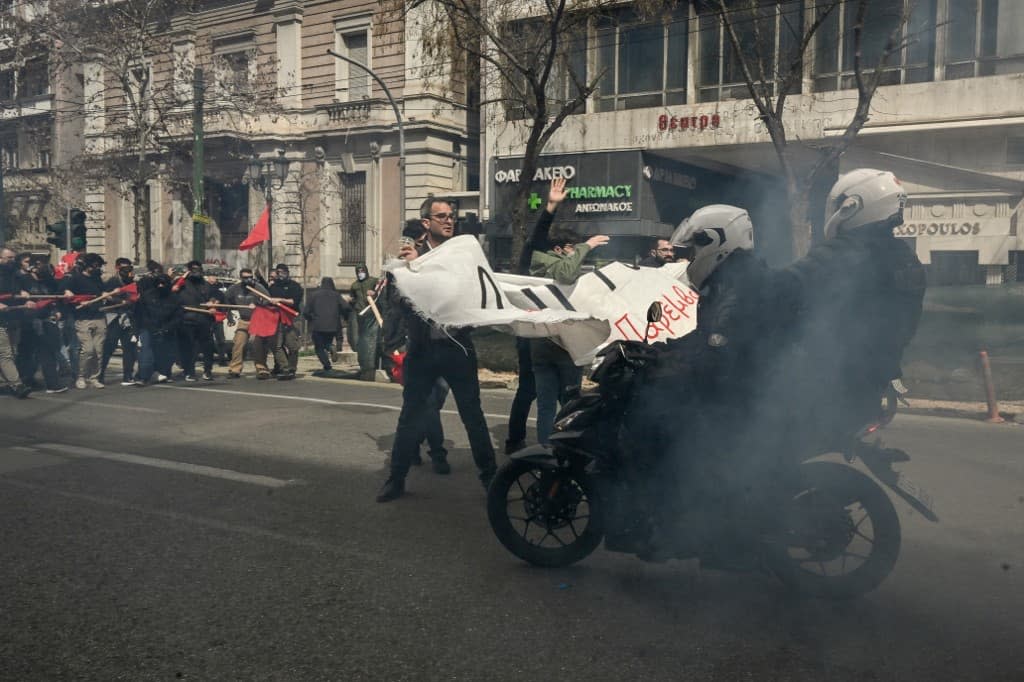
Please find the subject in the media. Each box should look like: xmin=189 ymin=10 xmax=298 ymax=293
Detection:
xmin=486 ymin=149 xmax=789 ymax=267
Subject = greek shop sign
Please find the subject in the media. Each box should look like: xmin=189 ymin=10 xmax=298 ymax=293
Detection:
xmin=894 ymin=220 xmax=1008 ymax=238
xmin=494 ymin=165 xmax=577 ymax=185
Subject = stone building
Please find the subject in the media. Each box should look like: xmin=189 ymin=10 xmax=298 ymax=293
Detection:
xmin=1 ymin=0 xmax=478 ymax=282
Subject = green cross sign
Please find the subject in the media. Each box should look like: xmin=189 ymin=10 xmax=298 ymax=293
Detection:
xmin=528 ymin=192 xmax=543 ymax=211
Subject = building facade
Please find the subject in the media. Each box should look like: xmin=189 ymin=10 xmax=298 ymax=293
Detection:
xmin=1 ymin=0 xmax=478 ymax=283
xmin=482 ymin=0 xmax=1024 ymax=284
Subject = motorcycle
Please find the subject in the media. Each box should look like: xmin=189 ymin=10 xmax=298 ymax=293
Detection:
xmin=487 ymin=303 xmax=938 ymax=598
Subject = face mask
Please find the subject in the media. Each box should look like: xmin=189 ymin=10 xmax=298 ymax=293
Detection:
xmin=189 ymin=272 xmax=203 ymax=281
xmin=357 ymin=272 xmax=367 ymax=281
xmin=241 ymin=277 xmax=254 ymax=285
xmin=277 ymin=273 xmax=289 ymax=281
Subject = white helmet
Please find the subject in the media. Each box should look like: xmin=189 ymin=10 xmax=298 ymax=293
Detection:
xmin=823 ymin=168 xmax=907 ymax=239
xmin=670 ymin=204 xmax=753 ymax=289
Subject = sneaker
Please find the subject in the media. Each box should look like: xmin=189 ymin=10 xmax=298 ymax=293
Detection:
xmin=13 ymin=383 xmax=33 ymax=399
xmin=46 ymin=386 xmax=70 ymax=394
xmin=75 ymin=378 xmax=87 ymax=390
xmin=431 ymin=457 xmax=452 ymax=475
xmin=375 ymin=476 xmax=405 ymax=503
xmin=276 ymin=371 xmax=296 ymax=381
xmin=185 ymin=375 xmax=197 ymax=383
xmin=227 ymin=372 xmax=241 ymax=379
xmin=90 ymin=379 xmax=105 ymax=389
xmin=155 ymin=374 xmax=170 ymax=384
xmin=257 ymin=372 xmax=270 ymax=380
xmin=121 ymin=380 xmax=135 ymax=387
xmin=202 ymin=372 xmax=214 ymax=381
xmin=132 ymin=380 xmax=147 ymax=387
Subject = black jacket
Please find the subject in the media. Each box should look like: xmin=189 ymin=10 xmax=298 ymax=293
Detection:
xmin=657 ymin=249 xmax=776 ymax=406
xmin=303 ymin=278 xmax=351 ymax=333
xmin=382 ymin=240 xmax=474 ymax=355
xmin=778 ymin=226 xmax=925 ymax=406
xmin=176 ymin=277 xmax=222 ymax=325
xmin=137 ymin=287 xmax=183 ymax=335
xmin=224 ymin=281 xmax=268 ymax=321
xmin=66 ymin=271 xmax=113 ymax=320
xmin=269 ymin=279 xmax=304 ymax=312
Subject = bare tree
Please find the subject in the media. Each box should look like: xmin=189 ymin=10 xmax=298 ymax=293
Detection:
xmin=3 ymin=0 xmax=280 ymax=262
xmin=706 ymin=0 xmax=915 ymax=257
xmin=389 ymin=0 xmax=644 ymax=257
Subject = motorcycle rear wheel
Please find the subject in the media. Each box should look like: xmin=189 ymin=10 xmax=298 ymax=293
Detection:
xmin=487 ymin=459 xmax=603 ymax=568
xmin=766 ymin=461 xmax=901 ymax=598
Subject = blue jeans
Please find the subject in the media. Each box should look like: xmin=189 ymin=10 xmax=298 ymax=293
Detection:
xmin=530 ymin=339 xmax=583 ymax=445
xmin=137 ymin=330 xmax=174 ymax=381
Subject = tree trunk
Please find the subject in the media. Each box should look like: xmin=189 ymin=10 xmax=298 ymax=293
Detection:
xmin=132 ymin=184 xmax=143 ymax=263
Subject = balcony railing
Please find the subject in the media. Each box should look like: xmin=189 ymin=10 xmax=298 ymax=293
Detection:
xmin=320 ymin=99 xmax=379 ymax=123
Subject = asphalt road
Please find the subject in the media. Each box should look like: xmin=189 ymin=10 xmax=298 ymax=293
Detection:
xmin=1 ymin=375 xmax=1022 ymax=681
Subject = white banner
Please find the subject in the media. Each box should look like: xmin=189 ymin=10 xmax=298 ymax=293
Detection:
xmin=385 ymin=236 xmax=698 ymax=364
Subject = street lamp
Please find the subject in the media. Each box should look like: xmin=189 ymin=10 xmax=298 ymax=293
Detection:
xmin=326 ymin=49 xmax=405 ymax=234
xmin=245 ymin=149 xmax=289 ymax=264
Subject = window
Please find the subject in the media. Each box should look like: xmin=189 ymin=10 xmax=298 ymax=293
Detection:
xmin=594 ymin=6 xmax=688 ymax=111
xmin=927 ymin=251 xmax=984 ymax=286
xmin=16 ymin=57 xmax=48 ymax=98
xmin=213 ymin=34 xmax=256 ymax=98
xmin=945 ymin=0 xmax=1024 ymax=79
xmin=502 ymin=18 xmax=587 ymax=120
xmin=696 ymin=1 xmax=801 ymax=103
xmin=0 ymin=69 xmax=13 ymax=102
xmin=813 ymin=0 xmax=935 ymax=92
xmin=338 ymin=171 xmax=366 ymax=266
xmin=1008 ymin=137 xmax=1024 ymax=166
xmin=0 ymin=134 xmax=16 ymax=169
xmin=335 ymin=15 xmax=371 ymax=102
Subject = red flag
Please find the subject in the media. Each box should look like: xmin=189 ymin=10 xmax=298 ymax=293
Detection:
xmin=239 ymin=205 xmax=270 ymax=251
xmin=248 ymin=305 xmax=279 ymax=337
xmin=119 ymin=282 xmax=139 ymax=302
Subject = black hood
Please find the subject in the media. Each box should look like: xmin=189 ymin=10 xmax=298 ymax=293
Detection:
xmin=320 ymin=277 xmax=336 ymax=290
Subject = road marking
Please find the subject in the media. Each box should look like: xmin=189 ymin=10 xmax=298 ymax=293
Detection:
xmin=157 ymin=385 xmax=534 ymax=422
xmin=0 ymin=477 xmax=381 ymax=563
xmin=31 ymin=443 xmax=302 ymax=488
xmin=29 ymin=396 xmax=164 ymax=413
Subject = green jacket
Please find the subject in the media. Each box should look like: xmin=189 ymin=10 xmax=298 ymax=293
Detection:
xmin=350 ymin=276 xmax=379 ymax=311
xmin=529 ymin=244 xmax=592 ymax=284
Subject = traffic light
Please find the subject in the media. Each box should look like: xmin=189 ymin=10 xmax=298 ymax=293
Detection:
xmin=45 ymin=220 xmax=68 ymax=249
xmin=69 ymin=209 xmax=86 ymax=251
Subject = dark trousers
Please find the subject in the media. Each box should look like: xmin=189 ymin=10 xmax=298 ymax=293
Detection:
xmin=506 ymin=337 xmax=536 ymax=446
xmin=15 ymin=319 xmax=62 ymax=390
xmin=312 ymin=330 xmax=335 ymax=370
xmin=100 ymin=320 xmax=137 ymax=382
xmin=390 ymin=342 xmax=496 ymax=482
xmin=274 ymin=326 xmax=300 ymax=373
xmin=178 ymin=322 xmax=215 ymax=377
xmin=421 ymin=379 xmax=449 ymax=457
xmin=137 ymin=329 xmax=175 ymax=381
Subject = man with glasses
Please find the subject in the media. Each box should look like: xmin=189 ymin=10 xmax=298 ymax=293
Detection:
xmin=639 ymin=236 xmax=675 ymax=268
xmin=376 ymin=198 xmax=498 ymax=502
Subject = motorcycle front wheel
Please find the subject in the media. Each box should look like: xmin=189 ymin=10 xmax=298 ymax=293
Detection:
xmin=766 ymin=461 xmax=901 ymax=598
xmin=487 ymin=459 xmax=603 ymax=568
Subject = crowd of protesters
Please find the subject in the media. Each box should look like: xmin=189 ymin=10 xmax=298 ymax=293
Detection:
xmin=0 ymin=250 xmax=360 ymax=397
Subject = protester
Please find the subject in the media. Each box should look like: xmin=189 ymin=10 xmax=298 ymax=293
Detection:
xmin=66 ymin=253 xmax=113 ymax=389
xmin=529 ymin=226 xmax=610 ymax=445
xmin=175 ymin=260 xmax=221 ymax=381
xmin=376 ymin=197 xmax=498 ymax=502
xmin=13 ymin=257 xmax=67 ymax=393
xmin=135 ymin=273 xmax=181 ymax=384
xmin=303 ymin=276 xmax=351 ymax=373
xmin=206 ymin=273 xmax=231 ymax=366
xmin=350 ymin=263 xmax=380 ymax=381
xmin=382 ymin=221 xmax=451 ymax=471
xmin=638 ymin=236 xmax=675 ymax=267
xmin=505 ymin=177 xmax=568 ymax=453
xmin=0 ymin=250 xmax=32 ymax=398
xmin=223 ymin=268 xmax=266 ymax=378
xmin=268 ymin=263 xmax=303 ymax=380
xmin=98 ymin=257 xmax=138 ymax=386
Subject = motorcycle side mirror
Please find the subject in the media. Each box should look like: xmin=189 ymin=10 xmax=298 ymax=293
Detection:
xmin=646 ymin=301 xmax=663 ymax=324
